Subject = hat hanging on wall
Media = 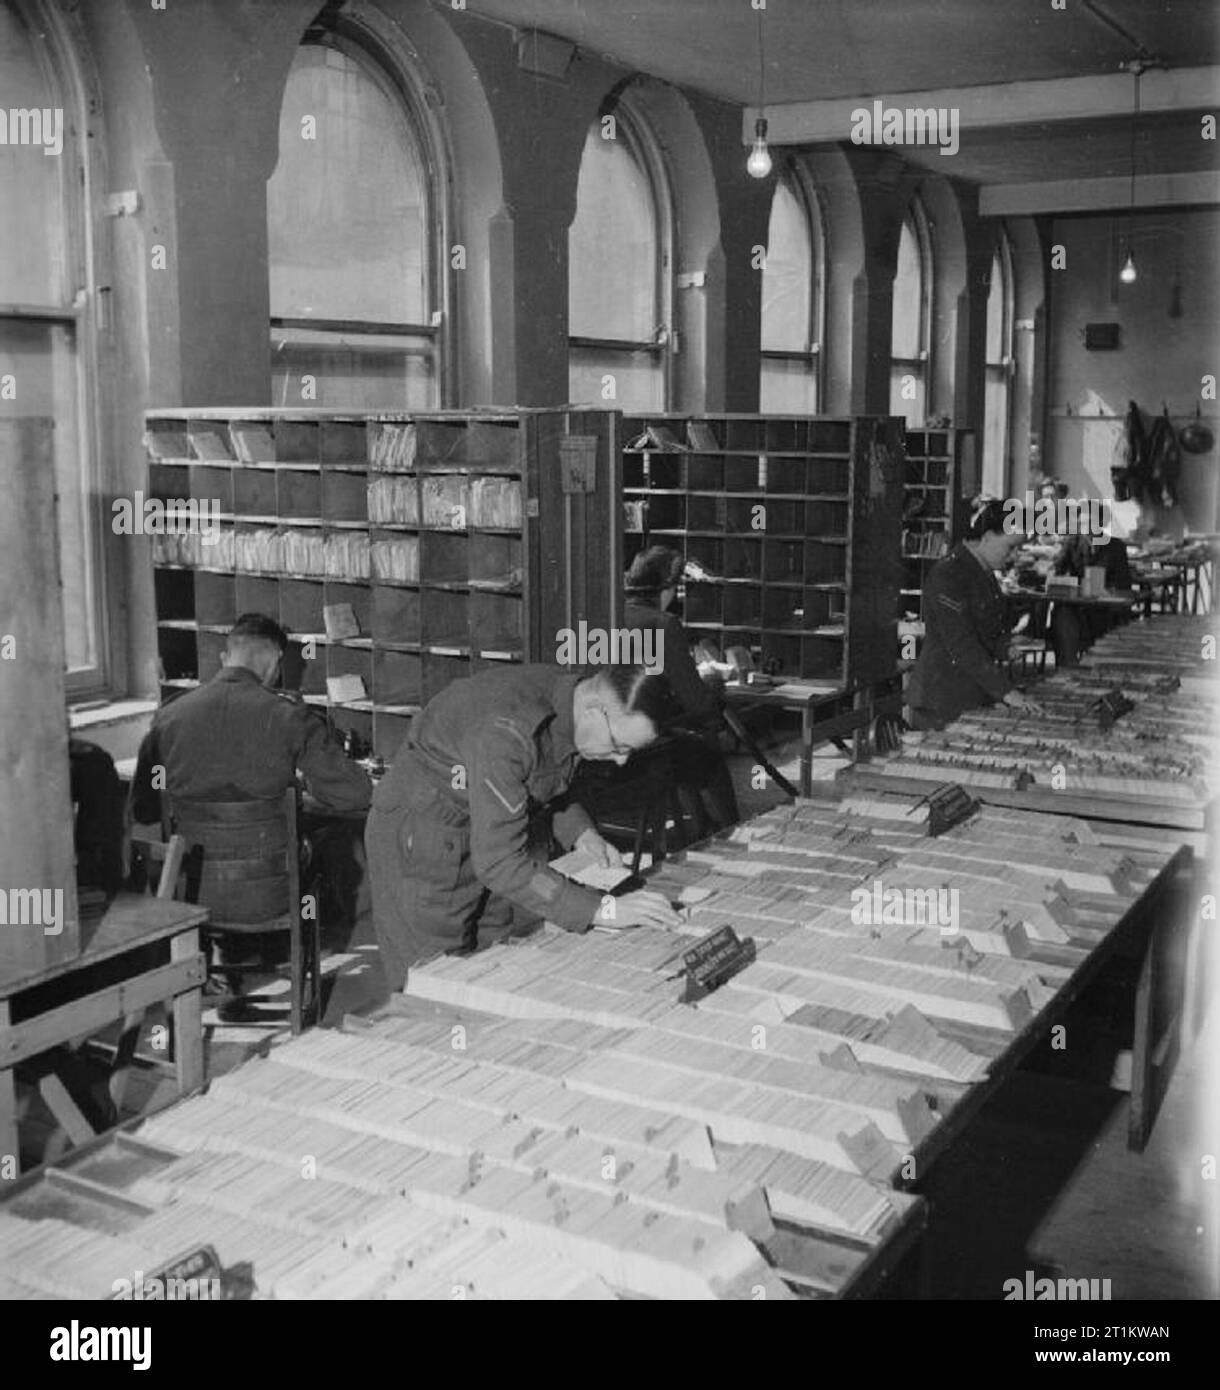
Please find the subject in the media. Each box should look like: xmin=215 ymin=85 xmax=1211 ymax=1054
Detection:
xmin=1179 ymin=406 xmax=1214 ymax=455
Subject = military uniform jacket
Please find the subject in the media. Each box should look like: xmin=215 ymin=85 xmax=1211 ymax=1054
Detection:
xmin=371 ymin=665 xmax=603 ymax=931
xmin=623 ymin=597 xmax=718 ymax=723
xmin=132 ymin=666 xmax=372 ymax=821
xmin=907 ymin=542 xmax=1012 ymax=725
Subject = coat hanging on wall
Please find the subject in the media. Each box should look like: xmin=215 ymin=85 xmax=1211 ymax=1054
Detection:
xmin=1145 ymin=406 xmax=1181 ymax=508
xmin=1111 ymin=399 xmax=1148 ymax=503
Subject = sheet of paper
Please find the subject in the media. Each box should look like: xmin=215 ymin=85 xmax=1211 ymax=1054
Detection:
xmin=323 ymin=602 xmax=360 ymax=639
xmin=549 ymin=848 xmax=633 ymax=891
xmin=771 ymin=681 xmax=840 ymax=698
xmin=326 ymin=674 xmax=367 ymax=703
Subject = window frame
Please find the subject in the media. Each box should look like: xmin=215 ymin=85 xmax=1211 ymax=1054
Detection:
xmin=269 ymin=20 xmax=449 ymax=406
xmin=983 ymin=228 xmax=1016 ymax=496
xmin=567 ymin=96 xmax=674 ymax=409
xmin=2 ymin=0 xmax=110 ymax=696
xmin=759 ymin=161 xmax=826 ymax=413
xmin=890 ymin=199 xmax=934 ymax=419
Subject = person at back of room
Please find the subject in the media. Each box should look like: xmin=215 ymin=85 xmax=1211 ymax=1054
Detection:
xmin=907 ymin=499 xmax=1041 ymax=731
xmin=618 ymin=545 xmax=739 ymax=831
xmin=364 ymin=662 xmax=682 ymax=993
xmin=1048 ymin=518 xmax=1134 ymax=667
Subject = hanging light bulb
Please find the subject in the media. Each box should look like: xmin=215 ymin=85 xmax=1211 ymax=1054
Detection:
xmin=747 ymin=116 xmax=772 ymax=178
xmin=1119 ymin=250 xmax=1137 ymax=284
xmin=747 ymin=7 xmax=771 ymax=180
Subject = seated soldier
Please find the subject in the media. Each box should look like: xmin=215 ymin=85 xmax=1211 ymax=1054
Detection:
xmin=132 ymin=613 xmax=371 ymax=970
xmin=618 ymin=545 xmax=739 ymax=832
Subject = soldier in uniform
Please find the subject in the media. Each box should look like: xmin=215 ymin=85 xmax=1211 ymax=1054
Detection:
xmin=365 ymin=663 xmax=681 ymax=991
xmin=617 ymin=545 xmax=738 ymax=831
xmin=132 ymin=613 xmax=373 ymax=975
xmin=907 ymin=500 xmax=1041 ymax=731
xmin=133 ymin=612 xmax=372 ymax=819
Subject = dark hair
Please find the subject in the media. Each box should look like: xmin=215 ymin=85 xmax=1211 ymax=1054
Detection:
xmin=624 ymin=545 xmax=683 ymax=595
xmin=227 ymin=613 xmax=289 ymax=653
xmin=593 ymin=664 xmax=678 ymax=730
xmin=964 ymin=498 xmax=1009 ymax=540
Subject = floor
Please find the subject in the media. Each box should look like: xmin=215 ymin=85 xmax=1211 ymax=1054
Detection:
xmin=17 ymin=713 xmax=1218 ymax=1299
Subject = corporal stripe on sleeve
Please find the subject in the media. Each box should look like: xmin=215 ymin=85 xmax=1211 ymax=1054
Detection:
xmin=936 ymin=594 xmax=966 ymax=612
xmin=483 ymin=778 xmax=526 ymax=815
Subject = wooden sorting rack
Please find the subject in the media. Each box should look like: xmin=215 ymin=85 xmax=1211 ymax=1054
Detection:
xmin=882 ymin=841 xmax=1191 ymax=1168
xmin=361 ymin=998 xmax=927 ymax=1300
xmin=0 ymin=793 xmax=1194 ymax=1297
xmin=644 ymin=802 xmax=1193 ymax=1163
xmin=0 ymin=1027 xmax=927 ymax=1301
xmin=828 ymin=763 xmax=1214 ymax=839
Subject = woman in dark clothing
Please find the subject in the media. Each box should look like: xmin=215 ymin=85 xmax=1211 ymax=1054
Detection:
xmin=907 ymin=500 xmax=1040 ymax=731
xmin=621 ymin=546 xmax=739 ymax=831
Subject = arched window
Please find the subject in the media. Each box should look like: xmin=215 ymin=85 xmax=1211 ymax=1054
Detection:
xmin=889 ymin=202 xmax=932 ymax=423
xmin=982 ymin=233 xmax=1015 ymax=496
xmin=568 ymin=105 xmax=671 ymax=412
xmin=760 ymin=171 xmax=825 ymax=413
xmin=268 ymin=34 xmax=440 ymax=408
xmin=1 ymin=0 xmax=103 ymax=688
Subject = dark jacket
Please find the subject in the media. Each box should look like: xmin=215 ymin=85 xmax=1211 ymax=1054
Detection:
xmin=908 ymin=542 xmax=1012 ymax=728
xmin=371 ymin=665 xmax=602 ymax=931
xmin=622 ymin=596 xmax=718 ymax=723
xmin=1054 ymin=535 xmax=1132 ymax=589
xmin=132 ymin=665 xmax=371 ymax=822
xmin=69 ymin=738 xmax=126 ymax=901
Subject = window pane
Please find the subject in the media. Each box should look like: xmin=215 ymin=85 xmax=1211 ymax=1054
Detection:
xmin=986 ymin=249 xmax=1006 ymax=363
xmin=569 ymin=344 xmax=663 ymax=413
xmin=0 ymin=2 xmax=68 ymax=305
xmin=891 ymin=215 xmax=923 ymax=360
xmin=268 ymin=45 xmax=428 ymax=325
xmin=889 ymin=364 xmax=926 ymax=425
xmin=271 ymin=332 xmax=436 ymax=411
xmin=983 ymin=369 xmax=1009 ymax=496
xmin=569 ymin=124 xmax=657 ymax=342
xmin=760 ymin=358 xmax=818 ymax=414
xmin=761 ymin=181 xmax=811 ymax=352
xmin=0 ymin=319 xmax=94 ymax=672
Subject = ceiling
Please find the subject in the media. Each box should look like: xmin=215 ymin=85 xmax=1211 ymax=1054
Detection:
xmin=465 ymin=0 xmax=1220 ymax=104
xmin=462 ymin=0 xmax=1220 ymax=201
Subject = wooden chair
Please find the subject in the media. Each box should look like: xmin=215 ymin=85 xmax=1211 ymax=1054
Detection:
xmin=573 ymin=739 xmax=689 ymax=874
xmin=168 ymin=789 xmax=320 ymax=1035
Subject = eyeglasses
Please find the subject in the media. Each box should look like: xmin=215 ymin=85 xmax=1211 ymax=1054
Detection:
xmin=597 ymin=706 xmax=636 ymax=758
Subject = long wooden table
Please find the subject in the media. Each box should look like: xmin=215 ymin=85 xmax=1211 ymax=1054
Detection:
xmin=0 ymin=895 xmax=208 ymax=1176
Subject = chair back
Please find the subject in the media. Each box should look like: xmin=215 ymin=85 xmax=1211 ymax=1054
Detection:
xmin=168 ymin=788 xmax=299 ymax=928
xmin=128 ymin=831 xmax=188 ymax=900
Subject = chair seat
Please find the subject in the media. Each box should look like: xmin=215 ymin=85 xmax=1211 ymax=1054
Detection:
xmin=203 ymin=912 xmax=294 ymax=935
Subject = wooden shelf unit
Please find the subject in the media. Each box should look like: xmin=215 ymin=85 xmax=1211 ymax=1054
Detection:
xmin=145 ymin=408 xmax=621 ymax=760
xmin=620 ymin=414 xmax=905 ymax=687
xmin=899 ymin=428 xmax=973 ymax=624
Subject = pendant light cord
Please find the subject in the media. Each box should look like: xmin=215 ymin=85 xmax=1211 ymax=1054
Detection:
xmin=757 ymin=5 xmax=766 ymax=113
